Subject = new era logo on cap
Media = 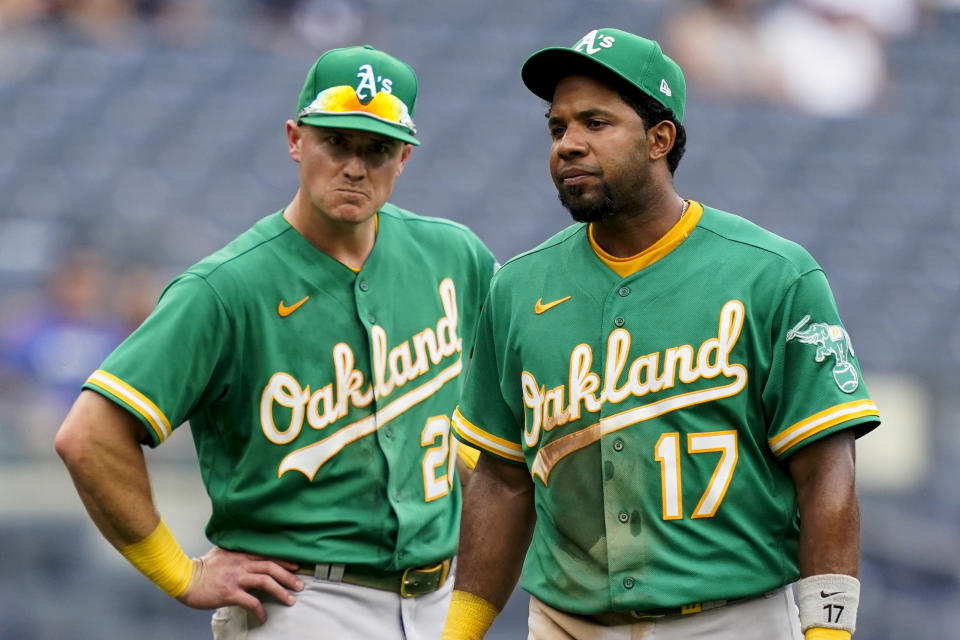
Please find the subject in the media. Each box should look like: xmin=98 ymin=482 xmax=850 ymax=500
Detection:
xmin=660 ymin=79 xmax=672 ymax=97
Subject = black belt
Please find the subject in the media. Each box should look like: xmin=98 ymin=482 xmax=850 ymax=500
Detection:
xmin=587 ymin=588 xmax=782 ymax=626
xmin=588 ymin=599 xmax=731 ymax=625
xmin=295 ymin=559 xmax=451 ymax=598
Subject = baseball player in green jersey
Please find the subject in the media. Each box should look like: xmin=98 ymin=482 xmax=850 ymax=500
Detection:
xmin=442 ymin=29 xmax=878 ymax=640
xmin=55 ymin=45 xmax=496 ymax=639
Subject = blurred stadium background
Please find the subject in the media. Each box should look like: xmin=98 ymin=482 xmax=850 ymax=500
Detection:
xmin=1 ymin=0 xmax=958 ymax=638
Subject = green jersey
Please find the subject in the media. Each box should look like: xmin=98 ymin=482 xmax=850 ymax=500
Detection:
xmin=84 ymin=204 xmax=496 ymax=570
xmin=453 ymin=202 xmax=879 ymax=614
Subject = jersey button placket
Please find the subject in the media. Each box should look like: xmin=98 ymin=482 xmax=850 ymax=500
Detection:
xmin=614 ymin=316 xmax=625 ymax=327
xmin=358 ymin=280 xmax=369 ymax=292
xmin=618 ymin=286 xmax=631 ymax=297
xmin=613 ymin=438 xmax=624 ymax=451
xmin=623 ymin=577 xmax=635 ymax=589
xmin=617 ymin=511 xmax=629 ymax=523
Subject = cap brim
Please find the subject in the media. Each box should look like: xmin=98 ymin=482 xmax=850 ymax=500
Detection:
xmin=521 ymin=47 xmax=627 ymax=103
xmin=298 ymin=113 xmax=420 ymax=146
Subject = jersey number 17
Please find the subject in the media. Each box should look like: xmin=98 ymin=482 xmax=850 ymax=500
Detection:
xmin=654 ymin=430 xmax=738 ymax=520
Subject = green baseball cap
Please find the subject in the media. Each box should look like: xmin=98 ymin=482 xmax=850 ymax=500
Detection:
xmin=296 ymin=45 xmax=420 ymax=145
xmin=521 ymin=28 xmax=686 ymax=123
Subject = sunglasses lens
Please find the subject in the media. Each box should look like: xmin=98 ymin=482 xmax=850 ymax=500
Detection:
xmin=299 ymin=86 xmax=415 ymax=133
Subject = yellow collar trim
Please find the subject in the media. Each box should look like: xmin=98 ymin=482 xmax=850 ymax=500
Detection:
xmin=589 ymin=201 xmax=703 ymax=277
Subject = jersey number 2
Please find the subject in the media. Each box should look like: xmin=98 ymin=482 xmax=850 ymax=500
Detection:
xmin=654 ymin=430 xmax=738 ymax=520
xmin=421 ymin=415 xmax=456 ymax=502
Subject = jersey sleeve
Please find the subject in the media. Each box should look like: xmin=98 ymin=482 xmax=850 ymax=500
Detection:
xmin=762 ymin=269 xmax=879 ymax=459
xmin=452 ymin=285 xmax=526 ymax=465
xmin=83 ymin=274 xmax=232 ymax=447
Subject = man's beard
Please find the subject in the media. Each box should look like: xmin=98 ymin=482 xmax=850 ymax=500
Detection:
xmin=558 ymin=181 xmax=616 ymax=223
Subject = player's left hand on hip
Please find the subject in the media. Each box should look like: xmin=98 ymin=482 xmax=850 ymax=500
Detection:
xmin=177 ymin=546 xmax=305 ymax=624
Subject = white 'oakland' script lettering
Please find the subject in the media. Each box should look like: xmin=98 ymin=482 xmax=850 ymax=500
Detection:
xmin=521 ymin=300 xmax=747 ymax=449
xmin=260 ymin=278 xmax=461 ymax=446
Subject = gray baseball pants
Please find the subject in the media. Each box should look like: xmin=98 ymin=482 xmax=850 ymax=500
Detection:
xmin=528 ymin=586 xmax=803 ymax=640
xmin=210 ymin=566 xmax=454 ymax=639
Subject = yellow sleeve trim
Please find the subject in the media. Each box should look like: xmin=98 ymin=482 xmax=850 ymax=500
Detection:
xmin=442 ymin=590 xmax=500 ymax=640
xmin=769 ymin=399 xmax=878 ymax=456
xmin=86 ymin=369 xmax=172 ymax=443
xmin=119 ymin=519 xmax=195 ymax=598
xmin=805 ymin=629 xmax=852 ymax=640
xmin=455 ymin=441 xmax=481 ymax=470
xmin=452 ymin=408 xmax=525 ymax=463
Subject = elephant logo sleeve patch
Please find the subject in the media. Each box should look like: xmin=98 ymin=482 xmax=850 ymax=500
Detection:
xmin=786 ymin=314 xmax=859 ymax=393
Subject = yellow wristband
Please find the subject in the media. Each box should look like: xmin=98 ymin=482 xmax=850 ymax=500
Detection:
xmin=806 ymin=629 xmax=852 ymax=640
xmin=442 ymin=590 xmax=499 ymax=640
xmin=119 ymin=520 xmax=194 ymax=598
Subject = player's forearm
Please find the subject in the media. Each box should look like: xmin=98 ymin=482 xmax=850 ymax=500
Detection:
xmin=57 ymin=393 xmax=199 ymax=599
xmin=797 ymin=485 xmax=860 ymax=578
xmin=789 ymin=431 xmax=862 ymax=636
xmin=454 ymin=454 xmax=536 ymax=609
xmin=790 ymin=431 xmax=860 ymax=577
xmin=56 ymin=390 xmax=162 ymax=548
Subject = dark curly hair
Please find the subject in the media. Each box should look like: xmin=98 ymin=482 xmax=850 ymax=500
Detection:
xmin=617 ymin=87 xmax=686 ymax=175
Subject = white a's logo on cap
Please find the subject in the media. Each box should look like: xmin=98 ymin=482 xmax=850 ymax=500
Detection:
xmin=573 ymin=29 xmax=615 ymax=55
xmin=356 ymin=64 xmax=393 ymax=102
xmin=660 ymin=79 xmax=672 ymax=97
